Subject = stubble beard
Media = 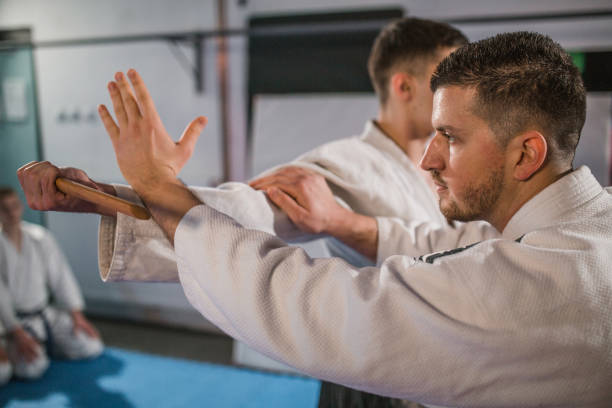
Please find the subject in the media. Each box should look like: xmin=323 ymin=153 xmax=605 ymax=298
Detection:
xmin=437 ymin=165 xmax=505 ymax=222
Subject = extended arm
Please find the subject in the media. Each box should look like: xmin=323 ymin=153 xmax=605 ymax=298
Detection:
xmin=250 ymin=167 xmax=501 ymax=263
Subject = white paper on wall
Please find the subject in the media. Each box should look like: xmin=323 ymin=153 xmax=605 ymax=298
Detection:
xmin=2 ymin=77 xmax=28 ymax=121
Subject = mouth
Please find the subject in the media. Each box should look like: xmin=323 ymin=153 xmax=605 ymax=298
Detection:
xmin=430 ymin=172 xmax=448 ymax=192
xmin=435 ymin=184 xmax=448 ymax=194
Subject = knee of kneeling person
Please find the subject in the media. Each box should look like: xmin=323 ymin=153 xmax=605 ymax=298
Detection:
xmin=13 ymin=353 xmax=49 ymax=380
xmin=0 ymin=361 xmax=13 ymax=386
xmin=58 ymin=333 xmax=104 ymax=360
xmin=81 ymin=336 xmax=104 ymax=359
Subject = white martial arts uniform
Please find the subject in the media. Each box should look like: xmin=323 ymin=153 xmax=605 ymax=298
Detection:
xmin=0 ymin=222 xmax=103 ymax=380
xmin=98 ymin=120 xmax=498 ymax=280
xmin=0 ymin=350 xmax=10 ymax=386
xmin=105 ymin=166 xmax=612 ymax=407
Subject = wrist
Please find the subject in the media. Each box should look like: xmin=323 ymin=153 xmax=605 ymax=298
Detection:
xmin=130 ymin=175 xmax=202 ymax=244
xmin=70 ymin=310 xmax=83 ymax=318
xmin=325 ymin=208 xmax=378 ymax=261
xmin=324 ymin=206 xmax=356 ymax=236
xmin=130 ymin=167 xmax=179 ymax=201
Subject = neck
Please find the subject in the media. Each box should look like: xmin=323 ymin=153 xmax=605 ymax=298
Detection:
xmin=489 ymin=164 xmax=572 ymax=232
xmin=376 ymin=106 xmax=429 ymax=166
xmin=1 ymin=222 xmax=20 ymax=235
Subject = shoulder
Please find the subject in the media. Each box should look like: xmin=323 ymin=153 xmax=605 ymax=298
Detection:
xmin=298 ymin=135 xmax=380 ymax=163
xmin=21 ymin=222 xmax=51 ymax=242
xmin=293 ymin=136 xmax=394 ymax=181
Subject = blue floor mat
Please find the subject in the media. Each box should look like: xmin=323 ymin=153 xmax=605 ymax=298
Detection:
xmin=0 ymin=347 xmax=321 ymax=407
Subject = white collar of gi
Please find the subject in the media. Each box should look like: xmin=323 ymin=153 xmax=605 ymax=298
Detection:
xmin=502 ymin=166 xmax=603 ymax=240
xmin=361 ymin=120 xmax=417 ymax=170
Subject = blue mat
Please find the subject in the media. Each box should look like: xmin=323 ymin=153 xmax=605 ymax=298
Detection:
xmin=0 ymin=347 xmax=321 ymax=407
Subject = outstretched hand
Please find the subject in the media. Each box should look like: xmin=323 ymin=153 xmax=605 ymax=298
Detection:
xmin=249 ymin=166 xmax=347 ymax=234
xmin=250 ymin=166 xmax=378 ymax=260
xmin=98 ymin=69 xmax=207 ymax=197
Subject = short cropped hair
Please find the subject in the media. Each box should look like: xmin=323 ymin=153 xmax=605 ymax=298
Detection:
xmin=431 ymin=31 xmax=586 ymax=163
xmin=368 ymin=17 xmax=468 ymax=105
xmin=0 ymin=186 xmax=17 ymax=200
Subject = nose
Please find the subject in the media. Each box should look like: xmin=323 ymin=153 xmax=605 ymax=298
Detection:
xmin=420 ymin=133 xmax=445 ymax=171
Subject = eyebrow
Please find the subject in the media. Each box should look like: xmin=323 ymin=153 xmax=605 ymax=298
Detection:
xmin=435 ymin=125 xmax=461 ymax=133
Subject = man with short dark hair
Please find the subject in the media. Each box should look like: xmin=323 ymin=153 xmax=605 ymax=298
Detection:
xmin=0 ymin=187 xmax=103 ymax=383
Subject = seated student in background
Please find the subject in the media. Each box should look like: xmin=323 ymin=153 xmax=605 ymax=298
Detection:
xmin=18 ymin=31 xmax=612 ymax=407
xmin=0 ymin=187 xmax=103 ymax=382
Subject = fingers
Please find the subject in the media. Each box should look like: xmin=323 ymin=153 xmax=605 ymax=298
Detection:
xmin=17 ymin=161 xmax=61 ymax=211
xmin=177 ymin=116 xmax=208 ymax=158
xmin=24 ymin=343 xmax=39 ymax=362
xmin=17 ymin=162 xmax=43 ymax=210
xmin=249 ymin=166 xmax=314 ymax=190
xmin=114 ymin=71 xmax=142 ymax=121
xmin=18 ymin=336 xmax=40 ymax=362
xmin=127 ymin=69 xmax=159 ymax=118
xmin=73 ymin=316 xmax=100 ymax=339
xmin=41 ymin=169 xmax=65 ymax=208
xmin=107 ymin=81 xmax=128 ymax=127
xmin=83 ymin=323 xmax=100 ymax=339
xmin=97 ymin=104 xmax=119 ymax=143
xmin=266 ymin=187 xmax=309 ymax=226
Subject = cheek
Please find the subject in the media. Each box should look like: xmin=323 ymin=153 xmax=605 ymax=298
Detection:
xmin=446 ymin=149 xmax=482 ymax=194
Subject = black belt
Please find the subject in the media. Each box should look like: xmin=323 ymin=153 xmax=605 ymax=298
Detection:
xmin=15 ymin=306 xmax=53 ymax=355
xmin=16 ymin=306 xmax=46 ymax=319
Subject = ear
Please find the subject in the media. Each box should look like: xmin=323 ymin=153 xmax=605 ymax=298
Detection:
xmin=389 ymin=72 xmax=413 ymax=102
xmin=512 ymin=131 xmax=548 ymax=181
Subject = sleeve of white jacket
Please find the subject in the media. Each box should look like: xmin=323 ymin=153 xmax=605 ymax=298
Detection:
xmin=375 ymin=217 xmax=501 ymax=264
xmin=173 ymin=204 xmax=602 ymax=406
xmin=98 ymin=182 xmax=316 ymax=282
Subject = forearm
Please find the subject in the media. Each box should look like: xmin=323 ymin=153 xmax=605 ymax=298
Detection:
xmin=134 ymin=178 xmax=202 ymax=245
xmin=99 ymin=180 xmax=318 ymax=282
xmin=325 ymin=208 xmax=378 ymax=261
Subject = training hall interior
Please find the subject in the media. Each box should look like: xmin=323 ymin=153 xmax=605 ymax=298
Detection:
xmin=0 ymin=0 xmax=611 ymax=407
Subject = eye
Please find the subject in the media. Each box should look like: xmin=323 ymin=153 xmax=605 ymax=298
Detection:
xmin=443 ymin=132 xmax=456 ymax=143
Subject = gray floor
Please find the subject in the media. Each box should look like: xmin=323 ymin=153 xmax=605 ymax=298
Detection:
xmin=89 ymin=316 xmax=234 ymax=365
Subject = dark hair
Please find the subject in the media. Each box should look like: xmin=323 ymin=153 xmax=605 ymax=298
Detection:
xmin=431 ymin=31 xmax=586 ymax=163
xmin=0 ymin=186 xmax=17 ymax=200
xmin=368 ymin=17 xmax=468 ymax=105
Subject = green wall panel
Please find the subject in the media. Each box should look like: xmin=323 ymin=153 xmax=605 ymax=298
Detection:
xmin=0 ymin=47 xmax=44 ymax=225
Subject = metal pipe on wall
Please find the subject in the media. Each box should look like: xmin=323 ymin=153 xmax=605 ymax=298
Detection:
xmin=216 ymin=0 xmax=238 ymax=182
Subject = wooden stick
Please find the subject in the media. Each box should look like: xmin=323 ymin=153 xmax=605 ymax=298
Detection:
xmin=55 ymin=178 xmax=151 ymax=220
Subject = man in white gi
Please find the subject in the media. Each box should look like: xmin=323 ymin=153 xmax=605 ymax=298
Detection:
xmin=18 ymin=31 xmax=612 ymax=406
xmin=0 ymin=187 xmax=103 ymax=383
